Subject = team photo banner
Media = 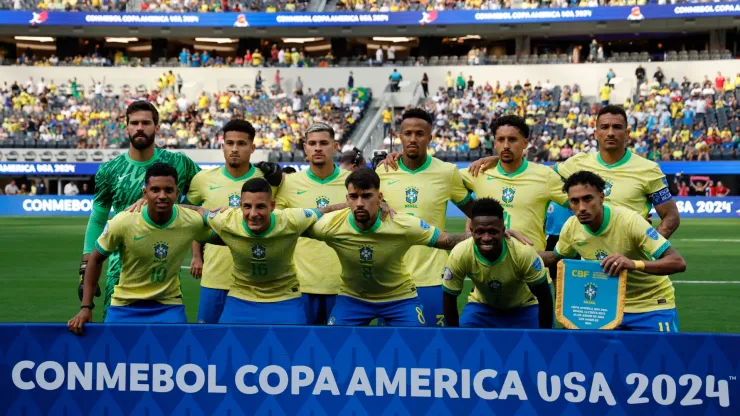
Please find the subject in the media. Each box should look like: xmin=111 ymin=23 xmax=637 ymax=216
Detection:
xmin=6 ymin=3 xmax=740 ymax=28
xmin=1 ymin=324 xmax=737 ymax=415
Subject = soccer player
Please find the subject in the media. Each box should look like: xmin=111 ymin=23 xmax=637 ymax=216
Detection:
xmin=185 ymin=119 xmax=280 ymax=324
xmin=539 ymin=171 xmax=686 ymax=332
xmin=545 ymin=202 xmax=575 ymax=285
xmin=306 ymin=167 xmax=468 ymax=326
xmin=274 ymin=122 xmax=351 ymax=325
xmin=468 ymin=106 xmax=680 ymax=239
xmin=77 ymin=101 xmax=201 ymax=318
xmin=460 ymin=115 xmax=569 ymax=253
xmin=443 ymin=198 xmax=553 ymax=328
xmin=199 ymin=178 xmax=349 ymax=325
xmin=68 ymin=163 xmax=214 ymax=334
xmin=376 ymin=108 xmax=474 ymax=327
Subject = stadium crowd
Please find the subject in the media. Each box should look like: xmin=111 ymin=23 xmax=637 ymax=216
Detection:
xmin=0 ymin=74 xmax=370 ymax=152
xmin=380 ymin=71 xmax=740 ymax=162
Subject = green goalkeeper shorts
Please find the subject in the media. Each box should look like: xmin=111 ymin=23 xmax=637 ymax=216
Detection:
xmin=102 ymin=251 xmax=122 ymax=319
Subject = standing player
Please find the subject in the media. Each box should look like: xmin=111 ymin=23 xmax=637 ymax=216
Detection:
xmin=306 ymin=167 xmax=469 ymax=326
xmin=68 ymin=163 xmax=214 ymax=334
xmin=468 ymin=106 xmax=680 ymax=239
xmin=198 ymin=178 xmax=350 ymax=324
xmin=274 ymin=122 xmax=351 ymax=325
xmin=545 ymin=202 xmax=574 ymax=286
xmin=460 ymin=115 xmax=569 ymax=254
xmin=376 ymin=108 xmax=474 ymax=327
xmin=77 ymin=101 xmax=201 ymax=318
xmin=540 ymin=171 xmax=686 ymax=332
xmin=185 ymin=119 xmax=281 ymax=324
xmin=443 ymin=198 xmax=553 ymax=328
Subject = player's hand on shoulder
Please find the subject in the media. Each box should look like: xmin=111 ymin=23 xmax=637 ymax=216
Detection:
xmin=124 ymin=197 xmax=147 ymax=213
xmin=468 ymin=156 xmax=498 ymax=177
xmin=375 ymin=152 xmax=402 ymax=172
xmin=600 ymin=253 xmax=635 ymax=276
xmin=379 ymin=200 xmax=396 ymax=220
xmin=255 ymin=162 xmax=283 ymax=187
xmin=190 ymin=257 xmax=203 ymax=279
xmin=505 ymin=229 xmax=533 ymax=246
xmin=68 ymin=309 xmax=93 ymax=336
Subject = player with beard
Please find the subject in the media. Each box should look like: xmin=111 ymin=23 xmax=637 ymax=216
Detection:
xmin=185 ymin=119 xmax=280 ymax=324
xmin=77 ymin=101 xmax=203 ymax=319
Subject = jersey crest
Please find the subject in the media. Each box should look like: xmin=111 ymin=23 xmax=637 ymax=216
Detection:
xmin=594 ymin=249 xmax=608 ymax=261
xmin=405 ymin=186 xmax=419 ymax=205
xmin=359 ymin=245 xmax=373 ymax=263
xmin=646 ymin=227 xmax=659 ymax=240
xmin=228 ymin=193 xmax=241 ymax=207
xmin=154 ymin=241 xmax=169 ymax=260
xmin=604 ymin=180 xmax=613 ymax=197
xmin=252 ymin=244 xmax=266 ymax=260
xmin=532 ymin=258 xmax=543 ymax=271
xmin=488 ymin=279 xmax=503 ymax=291
xmin=502 ymin=186 xmax=516 ymax=204
xmin=316 ymin=196 xmax=330 ymax=208
xmin=584 ymin=282 xmax=597 ymax=301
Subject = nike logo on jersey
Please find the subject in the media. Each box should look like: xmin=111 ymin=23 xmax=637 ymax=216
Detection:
xmin=387 ymin=180 xmax=400 ymax=185
xmin=118 ymin=174 xmax=129 ymax=181
xmin=134 ymin=235 xmax=149 ymax=241
xmin=297 ymin=190 xmax=308 ymax=195
xmin=210 ymin=186 xmax=223 ymax=190
xmin=576 ymin=242 xmax=588 ymax=246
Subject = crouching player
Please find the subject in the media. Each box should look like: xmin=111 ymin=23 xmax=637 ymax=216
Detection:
xmin=69 ymin=163 xmax=214 ymax=334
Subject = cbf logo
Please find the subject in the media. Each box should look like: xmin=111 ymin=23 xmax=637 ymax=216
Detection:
xmin=252 ymin=244 xmax=266 ymax=260
xmin=488 ymin=279 xmax=503 ymax=291
xmin=228 ymin=193 xmax=241 ymax=207
xmin=585 ymin=282 xmax=598 ymax=301
xmin=154 ymin=241 xmax=169 ymax=260
xmin=405 ymin=187 xmax=419 ymax=204
xmin=594 ymin=249 xmax=608 ymax=261
xmin=502 ymin=186 xmax=516 ymax=204
xmin=646 ymin=227 xmax=659 ymax=240
xmin=316 ymin=196 xmax=330 ymax=209
xmin=359 ymin=246 xmax=373 ymax=263
xmin=604 ymin=180 xmax=613 ymax=197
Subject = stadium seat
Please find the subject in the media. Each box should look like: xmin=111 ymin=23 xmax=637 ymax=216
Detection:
xmin=56 ymin=151 xmax=69 ymax=162
xmin=23 ymin=139 xmax=36 ymax=149
xmin=92 ymin=151 xmax=105 ymax=162
xmin=23 ymin=151 xmax=36 ymax=161
xmin=709 ymin=148 xmax=722 ymax=160
xmin=721 ymin=148 xmax=735 ymax=160
xmin=75 ymin=151 xmax=88 ymax=162
xmin=292 ymin=150 xmax=306 ymax=162
xmin=40 ymin=151 xmax=53 ymax=162
xmin=281 ymin=152 xmax=292 ymax=162
xmin=6 ymin=151 xmax=18 ymax=161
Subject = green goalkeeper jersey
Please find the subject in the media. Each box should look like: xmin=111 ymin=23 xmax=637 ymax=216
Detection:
xmin=92 ymin=148 xmax=201 ymax=216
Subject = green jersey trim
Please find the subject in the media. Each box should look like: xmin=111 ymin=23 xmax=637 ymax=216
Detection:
xmin=124 ymin=148 xmax=160 ymax=167
xmin=583 ymin=205 xmax=611 ymax=237
xmin=442 ymin=285 xmax=461 ymax=296
xmin=242 ymin=212 xmax=276 ymax=237
xmin=596 ymin=150 xmax=632 ymax=169
xmin=349 ymin=210 xmax=382 ymax=233
xmin=496 ymin=159 xmax=529 ymax=178
xmin=222 ymin=164 xmax=256 ymax=182
xmin=142 ymin=206 xmax=178 ymax=229
xmin=95 ymin=241 xmax=114 ymax=257
xmin=398 ymin=155 xmax=432 ymax=174
xmin=474 ymin=239 xmax=508 ymax=266
xmin=307 ymin=165 xmax=341 ymax=184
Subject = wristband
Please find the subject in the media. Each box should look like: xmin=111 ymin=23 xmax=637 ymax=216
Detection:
xmin=634 ymin=260 xmax=645 ymax=271
xmin=80 ymin=305 xmax=94 ymax=310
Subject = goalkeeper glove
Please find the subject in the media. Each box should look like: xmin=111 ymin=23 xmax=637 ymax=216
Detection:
xmin=78 ymin=260 xmax=101 ymax=302
xmin=255 ymin=162 xmax=283 ymax=187
xmin=371 ymin=152 xmax=388 ymax=170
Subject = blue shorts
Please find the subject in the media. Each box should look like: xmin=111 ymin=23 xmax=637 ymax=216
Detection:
xmin=460 ymin=302 xmax=539 ymax=328
xmin=105 ymin=301 xmax=187 ymax=323
xmin=197 ymin=287 xmax=228 ymax=324
xmin=618 ymin=309 xmax=679 ymax=332
xmin=388 ymin=286 xmax=444 ymax=327
xmin=219 ymin=296 xmax=307 ymax=325
xmin=329 ymin=295 xmax=425 ymax=327
xmin=302 ymin=293 xmax=336 ymax=325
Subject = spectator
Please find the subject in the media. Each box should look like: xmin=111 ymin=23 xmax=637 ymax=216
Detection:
xmin=4 ymin=180 xmax=19 ymax=195
xmin=715 ymin=72 xmax=725 ymax=90
xmin=348 ymin=71 xmax=354 ymax=89
xmin=176 ymin=74 xmax=183 ymax=94
xmin=635 ymin=64 xmax=646 ymax=87
xmin=654 ymin=67 xmax=664 ymax=85
xmin=18 ymin=184 xmax=28 ymax=195
xmin=678 ymin=181 xmax=689 ymax=197
xmin=35 ymin=180 xmax=46 ymax=195
xmin=81 ymin=183 xmax=90 ymax=195
xmin=382 ymin=107 xmax=393 ymax=137
xmin=599 ymin=83 xmax=611 ymax=106
xmin=715 ymin=181 xmax=729 ymax=197
xmin=389 ymin=69 xmax=402 ymax=92
xmin=421 ymin=73 xmax=429 ymax=97
xmin=64 ymin=181 xmax=79 ymax=196
xmin=375 ymin=47 xmax=383 ymax=66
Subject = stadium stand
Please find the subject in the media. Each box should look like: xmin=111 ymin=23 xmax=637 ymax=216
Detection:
xmin=330 ymin=0 xmax=702 ymax=12
xmin=0 ymin=0 xmax=309 ymax=12
xmin=0 ymin=76 xmax=371 ymax=154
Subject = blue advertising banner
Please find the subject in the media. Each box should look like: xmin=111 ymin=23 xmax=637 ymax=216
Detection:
xmin=556 ymin=259 xmax=626 ymax=330
xmin=3 ymin=3 xmax=740 ymax=28
xmin=1 ymin=324 xmax=738 ymax=415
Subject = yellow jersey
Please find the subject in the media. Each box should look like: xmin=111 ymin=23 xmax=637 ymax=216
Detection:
xmin=185 ymin=165 xmax=273 ymax=291
xmin=376 ymin=156 xmax=471 ymax=287
xmin=95 ymin=207 xmax=213 ymax=306
xmin=307 ymin=209 xmax=440 ymax=302
xmin=274 ymin=165 xmax=350 ymax=295
xmin=554 ymin=151 xmax=671 ymax=218
xmin=461 ymin=160 xmax=568 ymax=251
xmin=555 ymin=205 xmax=675 ymax=313
xmin=205 ymin=207 xmax=321 ymax=303
xmin=443 ymin=238 xmax=547 ymax=310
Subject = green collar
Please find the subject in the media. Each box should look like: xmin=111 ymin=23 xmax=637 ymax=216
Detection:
xmin=584 ymin=205 xmax=611 ymax=237
xmin=349 ymin=210 xmax=382 ymax=233
xmin=143 ymin=205 xmax=177 ymax=229
xmin=307 ymin=164 xmax=341 ymax=184
xmin=125 ymin=148 xmax=159 ymax=167
xmin=474 ymin=239 xmax=508 ymax=266
xmin=496 ymin=159 xmax=528 ymax=178
xmin=242 ymin=212 xmax=276 ymax=237
xmin=222 ymin=164 xmax=255 ymax=182
xmin=596 ymin=150 xmax=632 ymax=169
xmin=398 ymin=155 xmax=432 ymax=174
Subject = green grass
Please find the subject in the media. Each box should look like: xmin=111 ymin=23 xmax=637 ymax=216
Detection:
xmin=1 ymin=217 xmax=739 ymax=333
